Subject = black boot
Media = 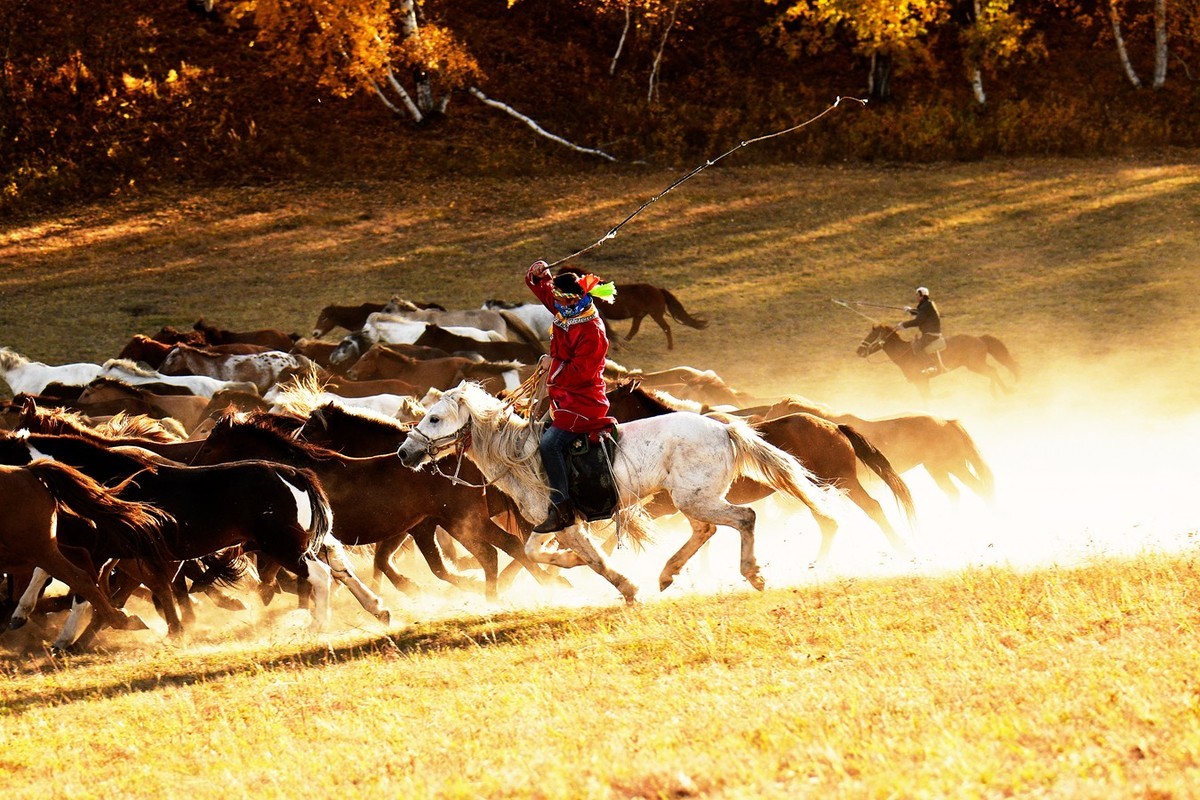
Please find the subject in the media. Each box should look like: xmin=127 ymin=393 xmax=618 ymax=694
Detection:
xmin=532 ymin=502 xmax=575 ymax=534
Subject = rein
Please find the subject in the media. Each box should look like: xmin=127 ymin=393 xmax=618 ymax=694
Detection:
xmin=400 ymin=375 xmax=548 ymax=493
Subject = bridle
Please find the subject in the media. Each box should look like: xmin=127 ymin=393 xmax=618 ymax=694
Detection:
xmin=857 ymin=326 xmax=894 ymax=360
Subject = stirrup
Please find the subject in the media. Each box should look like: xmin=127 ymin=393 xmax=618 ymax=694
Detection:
xmin=532 ymin=503 xmax=574 ymax=534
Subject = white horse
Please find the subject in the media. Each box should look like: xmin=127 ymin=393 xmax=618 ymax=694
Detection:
xmin=99 ymin=359 xmax=259 ymax=398
xmin=0 ymin=348 xmax=103 ymax=396
xmin=397 ymin=382 xmax=841 ymax=603
xmin=482 ymin=300 xmax=555 ymax=342
xmin=328 ymin=314 xmax=505 ymax=366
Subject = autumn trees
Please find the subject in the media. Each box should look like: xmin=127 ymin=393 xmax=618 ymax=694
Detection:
xmin=1 ymin=0 xmax=1197 ymax=214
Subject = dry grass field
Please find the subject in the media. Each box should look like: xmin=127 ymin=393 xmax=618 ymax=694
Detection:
xmin=1 ymin=156 xmax=1199 ymax=798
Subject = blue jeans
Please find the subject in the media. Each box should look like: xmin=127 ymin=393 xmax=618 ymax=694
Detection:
xmin=539 ymin=425 xmax=577 ymax=506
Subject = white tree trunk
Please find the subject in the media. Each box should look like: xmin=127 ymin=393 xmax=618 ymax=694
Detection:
xmin=970 ymin=67 xmax=987 ymax=105
xmin=1152 ymin=0 xmax=1169 ymax=88
xmin=967 ymin=0 xmax=986 ymax=105
xmin=610 ymin=0 xmax=632 ymax=76
xmin=647 ymin=0 xmax=680 ymax=104
xmin=1109 ymin=0 xmax=1143 ymax=87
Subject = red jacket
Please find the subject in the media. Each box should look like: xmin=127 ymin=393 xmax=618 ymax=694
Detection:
xmin=526 ymin=266 xmax=616 ymax=435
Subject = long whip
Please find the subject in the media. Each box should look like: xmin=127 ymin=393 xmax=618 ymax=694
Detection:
xmin=546 ymin=96 xmax=868 ymax=268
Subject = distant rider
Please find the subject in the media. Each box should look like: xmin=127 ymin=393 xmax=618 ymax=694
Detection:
xmin=898 ymin=286 xmax=945 ymax=375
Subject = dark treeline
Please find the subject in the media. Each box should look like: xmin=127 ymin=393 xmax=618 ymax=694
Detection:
xmin=1 ymin=0 xmax=1197 ymax=216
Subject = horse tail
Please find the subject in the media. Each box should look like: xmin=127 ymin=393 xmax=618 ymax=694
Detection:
xmin=980 ymin=335 xmax=1020 ymax=382
xmin=188 ymin=549 xmax=251 ymax=590
xmin=947 ymin=420 xmax=996 ymax=500
xmin=277 ymin=465 xmax=334 ymax=560
xmin=725 ymin=419 xmax=839 ymax=527
xmin=661 ymin=290 xmax=709 ymax=330
xmin=26 ymin=460 xmax=173 ymax=557
xmin=837 ymin=424 xmax=918 ymax=529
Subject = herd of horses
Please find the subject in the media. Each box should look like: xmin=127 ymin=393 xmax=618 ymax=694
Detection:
xmin=0 ymin=281 xmax=1017 ymax=653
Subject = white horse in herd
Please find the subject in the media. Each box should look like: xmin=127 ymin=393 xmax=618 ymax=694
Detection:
xmin=397 ymin=381 xmax=841 ymax=603
xmin=0 ymin=348 xmax=104 ymax=396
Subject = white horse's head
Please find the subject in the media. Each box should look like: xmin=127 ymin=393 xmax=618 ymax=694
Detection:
xmin=396 ymin=385 xmax=476 ymax=468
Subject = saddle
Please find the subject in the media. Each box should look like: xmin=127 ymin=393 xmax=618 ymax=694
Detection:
xmin=564 ymin=427 xmax=620 ymax=522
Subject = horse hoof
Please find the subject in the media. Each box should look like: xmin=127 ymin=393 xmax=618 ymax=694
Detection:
xmin=376 ymin=609 xmax=392 ymax=626
xmin=747 ymin=574 xmax=766 ymax=591
xmin=123 ymin=614 xmax=150 ymax=632
xmin=9 ymin=616 xmax=27 ymax=631
xmin=658 ymin=575 xmax=675 ymax=592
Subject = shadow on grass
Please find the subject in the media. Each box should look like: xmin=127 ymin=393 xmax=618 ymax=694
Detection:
xmin=0 ymin=603 xmax=635 ymax=713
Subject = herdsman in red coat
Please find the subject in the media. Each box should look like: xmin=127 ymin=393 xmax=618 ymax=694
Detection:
xmin=525 ymin=260 xmax=617 ymax=533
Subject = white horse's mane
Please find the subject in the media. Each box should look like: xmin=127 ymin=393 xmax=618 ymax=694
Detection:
xmin=636 ymin=384 xmax=704 ymax=414
xmin=101 ymin=358 xmax=158 ymax=377
xmin=0 ymin=347 xmax=30 ymax=369
xmin=449 ymin=382 xmax=543 ymax=489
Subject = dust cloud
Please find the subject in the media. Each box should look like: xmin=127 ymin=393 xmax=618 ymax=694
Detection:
xmin=333 ymin=345 xmax=1197 ymax=632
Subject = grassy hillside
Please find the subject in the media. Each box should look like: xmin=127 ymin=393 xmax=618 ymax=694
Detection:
xmin=1 ymin=158 xmax=1199 ymax=796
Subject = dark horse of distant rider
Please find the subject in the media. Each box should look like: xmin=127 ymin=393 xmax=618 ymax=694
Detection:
xmin=898 ymin=286 xmax=945 ymax=376
xmin=524 ymin=260 xmax=618 ymax=534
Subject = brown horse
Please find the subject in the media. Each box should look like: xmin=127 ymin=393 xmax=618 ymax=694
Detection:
xmin=312 ymin=302 xmax=387 ymax=338
xmin=856 ymin=323 xmax=1020 ymax=400
xmin=0 ymin=425 xmax=390 ymax=643
xmin=292 ymin=402 xmax=568 ymax=593
xmin=605 ymin=382 xmax=917 ymax=566
xmin=559 ymin=269 xmax=708 ymax=350
xmin=118 ymin=334 xmax=273 ymax=369
xmin=73 ymin=378 xmax=212 ymax=433
xmin=0 ymin=460 xmax=170 ymax=641
xmin=346 ymin=345 xmax=522 ymax=395
xmin=760 ymin=396 xmax=996 ymax=508
xmin=191 ymin=412 xmax=562 ymax=601
xmin=193 ymin=318 xmax=297 ymax=351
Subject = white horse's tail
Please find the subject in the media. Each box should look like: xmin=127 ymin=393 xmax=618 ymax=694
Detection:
xmin=725 ymin=419 xmax=840 ymax=528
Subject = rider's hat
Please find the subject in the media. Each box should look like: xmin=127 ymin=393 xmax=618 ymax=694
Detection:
xmin=915 ymin=286 xmax=930 ymax=297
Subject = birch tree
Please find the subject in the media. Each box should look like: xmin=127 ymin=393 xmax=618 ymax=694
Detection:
xmin=764 ymin=0 xmax=944 ymax=101
xmin=230 ymin=0 xmax=480 ymax=123
xmin=953 ymin=0 xmax=1040 ymax=105
xmin=1096 ymin=0 xmax=1170 ymax=89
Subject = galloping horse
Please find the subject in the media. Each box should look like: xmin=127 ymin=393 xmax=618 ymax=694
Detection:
xmin=558 ymin=269 xmax=708 ymax=350
xmin=0 ymin=460 xmax=170 ymax=641
xmin=0 ymin=428 xmax=389 ymax=646
xmin=191 ymin=412 xmax=561 ymax=601
xmin=398 ymin=382 xmax=840 ymax=603
xmin=605 ymin=382 xmax=917 ymax=566
xmin=856 ymin=324 xmax=1020 ymax=400
xmin=760 ymin=396 xmax=996 ymax=508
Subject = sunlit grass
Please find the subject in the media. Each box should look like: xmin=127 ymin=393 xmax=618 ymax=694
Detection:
xmin=3 ymin=554 xmax=1200 ymax=797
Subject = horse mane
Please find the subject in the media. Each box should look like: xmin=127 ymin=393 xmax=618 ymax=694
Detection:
xmin=449 ymin=382 xmax=543 ymax=489
xmin=97 ymin=412 xmax=188 ymax=442
xmin=313 ymin=400 xmax=414 ymax=430
xmin=86 ymin=376 xmax=152 ymax=398
xmin=0 ymin=347 xmax=30 ymax=370
xmin=19 ymin=403 xmax=184 ymax=442
xmin=214 ymin=411 xmax=342 ymax=461
xmin=611 ymin=380 xmax=701 ymax=415
xmin=267 ymin=370 xmax=334 ymax=415
xmin=773 ymin=394 xmax=837 ymax=418
xmin=18 ymin=404 xmax=99 ymax=437
xmin=101 ymin=358 xmax=159 ymax=377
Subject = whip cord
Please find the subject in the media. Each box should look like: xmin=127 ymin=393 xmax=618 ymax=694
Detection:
xmin=547 ymin=96 xmax=867 ymax=268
